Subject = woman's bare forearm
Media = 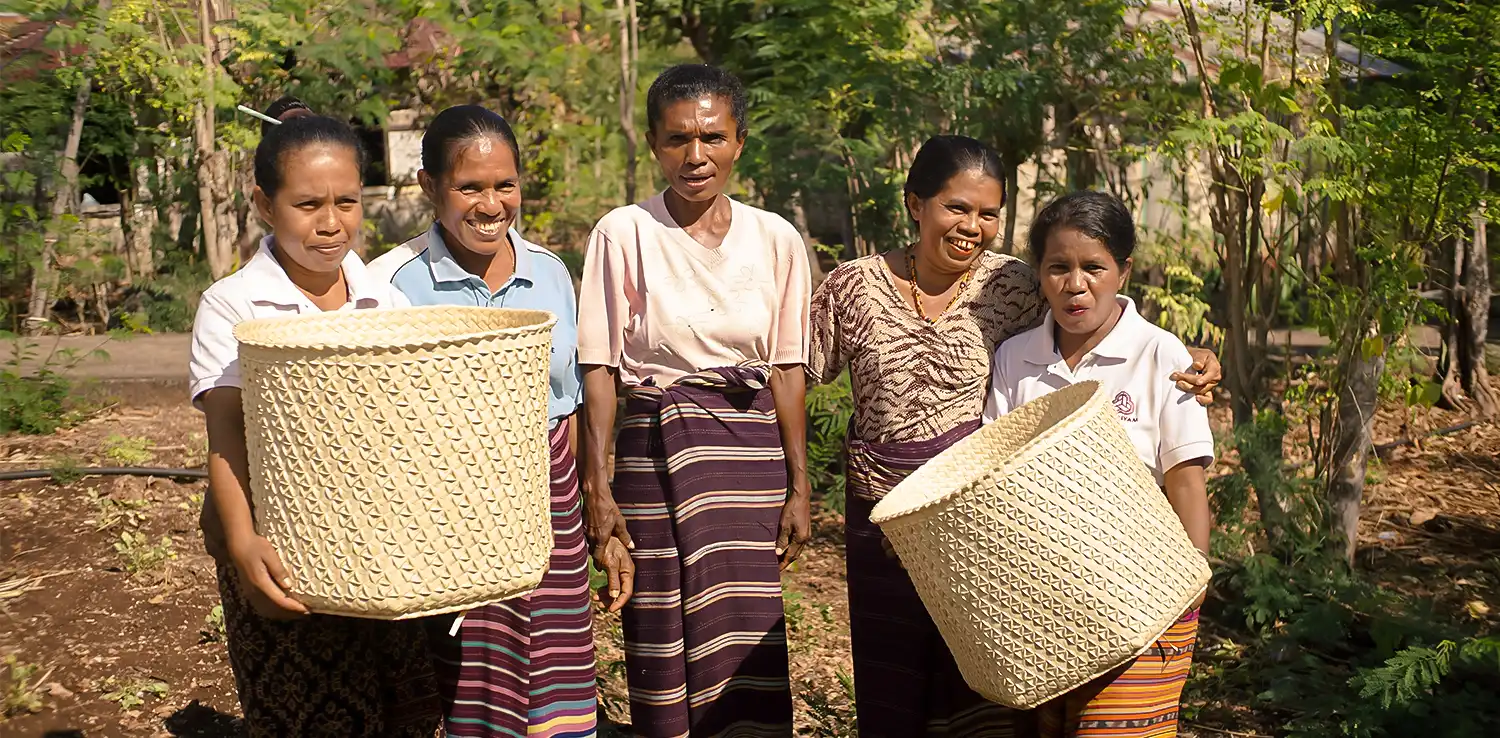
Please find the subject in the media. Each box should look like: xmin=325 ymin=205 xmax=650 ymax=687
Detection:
xmin=202 ymin=388 xmax=256 ymax=545
xmin=580 ymin=365 xmax=620 ymax=499
xmin=769 ymin=364 xmax=810 ymax=493
xmin=1164 ymin=462 xmax=1212 ymax=556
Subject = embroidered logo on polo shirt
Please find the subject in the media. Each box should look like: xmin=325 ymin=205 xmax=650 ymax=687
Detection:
xmin=1112 ymin=391 xmax=1139 ymax=421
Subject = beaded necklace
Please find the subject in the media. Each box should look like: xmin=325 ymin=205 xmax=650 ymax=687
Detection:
xmin=906 ymin=247 xmax=976 ymax=323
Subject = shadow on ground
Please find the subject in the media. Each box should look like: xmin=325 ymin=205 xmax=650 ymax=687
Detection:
xmin=162 ymin=701 xmax=242 ymax=737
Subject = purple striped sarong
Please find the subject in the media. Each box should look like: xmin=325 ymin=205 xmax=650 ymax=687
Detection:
xmin=426 ymin=419 xmax=598 ymax=738
xmin=845 ymin=419 xmax=1023 ymax=738
xmin=614 ymin=362 xmax=793 ymax=738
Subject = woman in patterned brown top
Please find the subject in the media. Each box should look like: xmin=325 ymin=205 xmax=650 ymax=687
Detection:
xmin=806 ymin=135 xmax=1221 ymax=738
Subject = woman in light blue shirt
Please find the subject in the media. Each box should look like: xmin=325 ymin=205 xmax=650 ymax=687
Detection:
xmin=368 ymin=105 xmax=597 ymax=738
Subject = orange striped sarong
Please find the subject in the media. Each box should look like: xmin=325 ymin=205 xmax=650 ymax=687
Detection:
xmin=1033 ymin=609 xmax=1199 ymax=737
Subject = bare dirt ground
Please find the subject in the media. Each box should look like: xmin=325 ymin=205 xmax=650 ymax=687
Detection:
xmin=1 ymin=376 xmax=1496 ymax=737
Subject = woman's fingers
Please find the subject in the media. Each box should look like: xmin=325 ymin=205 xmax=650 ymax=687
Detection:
xmin=246 ymin=563 xmax=307 ymax=619
xmin=612 ymin=552 xmax=635 ymax=613
xmin=262 ymin=545 xmax=294 ymax=593
xmin=604 ymin=552 xmax=623 ymax=602
xmin=593 ymin=538 xmax=635 ymax=614
xmin=605 ymin=539 xmax=635 ymax=613
xmin=613 ymin=516 xmax=635 ymax=550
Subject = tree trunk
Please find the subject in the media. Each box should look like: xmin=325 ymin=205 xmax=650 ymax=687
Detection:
xmin=25 ymin=0 xmax=111 ymax=333
xmin=127 ymin=141 xmax=157 ymax=280
xmin=212 ymin=149 xmax=240 ymax=269
xmin=616 ymin=0 xmax=639 ymax=204
xmin=1440 ymin=233 xmax=1466 ymax=407
xmin=1327 ymin=331 xmax=1384 ymax=564
xmin=196 ymin=0 xmax=231 ymax=277
xmin=1460 ymin=180 xmax=1496 ymax=416
xmin=1061 ymin=101 xmax=1096 ymax=190
xmin=1223 ymin=191 xmax=1255 ymax=426
xmin=1002 ymin=156 xmax=1020 ymax=254
xmin=789 ymin=191 xmax=826 ymax=290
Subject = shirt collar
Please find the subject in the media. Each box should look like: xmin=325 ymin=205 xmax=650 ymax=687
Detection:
xmin=423 ymin=223 xmax=536 ymax=289
xmin=1090 ymin=296 xmax=1145 ymax=360
xmin=243 ymin=236 xmax=388 ymax=309
xmin=1022 ymin=296 xmax=1143 ymax=366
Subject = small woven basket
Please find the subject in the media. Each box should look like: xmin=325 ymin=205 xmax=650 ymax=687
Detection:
xmin=233 ymin=306 xmax=557 ymax=620
xmin=869 ymin=380 xmax=1211 ymax=709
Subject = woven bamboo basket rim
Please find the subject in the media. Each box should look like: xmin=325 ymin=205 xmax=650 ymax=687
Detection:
xmin=233 ymin=305 xmax=557 ymax=352
xmin=870 ymin=380 xmax=1106 ymax=525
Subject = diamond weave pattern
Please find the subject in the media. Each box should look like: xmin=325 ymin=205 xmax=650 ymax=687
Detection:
xmin=234 ymin=306 xmax=557 ymax=620
xmin=870 ymin=381 xmax=1212 ymax=709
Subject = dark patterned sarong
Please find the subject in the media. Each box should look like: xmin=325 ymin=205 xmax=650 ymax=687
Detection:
xmin=845 ymin=419 xmax=1024 ymax=738
xmin=425 ymin=419 xmax=599 ymax=738
xmin=614 ymin=362 xmax=793 ymax=738
xmin=217 ymin=565 xmax=442 ymax=737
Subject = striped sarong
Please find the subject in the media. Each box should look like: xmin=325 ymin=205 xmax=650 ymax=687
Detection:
xmin=426 ymin=419 xmax=598 ymax=738
xmin=1033 ymin=610 xmax=1199 ymax=737
xmin=845 ymin=419 xmax=1023 ymax=738
xmin=614 ymin=362 xmax=793 ymax=738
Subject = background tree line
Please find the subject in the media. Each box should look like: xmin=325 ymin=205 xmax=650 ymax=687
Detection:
xmin=3 ymin=0 xmax=1499 ymax=733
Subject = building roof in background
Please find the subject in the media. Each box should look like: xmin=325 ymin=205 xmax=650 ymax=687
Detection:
xmin=1131 ymin=0 xmax=1408 ymax=80
xmin=0 ymin=11 xmax=69 ymax=79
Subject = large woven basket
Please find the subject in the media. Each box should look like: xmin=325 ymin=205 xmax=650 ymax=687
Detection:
xmin=869 ymin=380 xmax=1211 ymax=709
xmin=233 ymin=306 xmax=557 ymax=620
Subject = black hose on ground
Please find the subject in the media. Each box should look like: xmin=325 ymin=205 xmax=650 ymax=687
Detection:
xmin=0 ymin=466 xmax=207 ymax=482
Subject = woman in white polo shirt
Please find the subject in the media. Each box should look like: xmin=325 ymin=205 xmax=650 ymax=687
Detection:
xmin=984 ymin=190 xmax=1212 ymax=737
xmin=187 ymin=98 xmax=439 ymax=737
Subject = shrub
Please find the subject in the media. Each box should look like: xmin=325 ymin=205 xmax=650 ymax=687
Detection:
xmin=0 ymin=368 xmax=70 ymax=434
xmin=805 ymin=372 xmax=853 ymax=515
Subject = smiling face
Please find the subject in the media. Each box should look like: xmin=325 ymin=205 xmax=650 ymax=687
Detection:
xmin=252 ymin=142 xmax=363 ymax=275
xmin=420 ymin=134 xmax=522 ymax=256
xmin=1039 ymin=226 xmax=1132 ymax=337
xmin=906 ymin=168 xmax=1004 ymax=273
xmin=648 ymin=95 xmax=745 ymax=203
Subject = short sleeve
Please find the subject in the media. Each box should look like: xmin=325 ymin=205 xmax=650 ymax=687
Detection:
xmin=982 ymin=346 xmax=1013 ymax=422
xmin=576 ymin=227 xmax=627 ymax=368
xmin=1156 ymin=341 xmax=1215 ymax=471
xmin=805 ymin=267 xmax=850 ymax=385
xmin=188 ymin=290 xmax=245 ymax=410
xmin=770 ymin=226 xmax=811 ymax=367
xmin=554 ymin=268 xmax=584 ymax=416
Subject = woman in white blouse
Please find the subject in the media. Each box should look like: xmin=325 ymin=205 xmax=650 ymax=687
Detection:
xmin=187 ymin=98 xmax=436 ymax=737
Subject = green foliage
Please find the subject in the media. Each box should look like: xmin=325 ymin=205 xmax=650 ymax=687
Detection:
xmin=1194 ymin=416 xmax=1500 ymax=737
xmin=103 ymin=434 xmax=154 ymax=465
xmin=0 ymin=368 xmax=71 ymax=435
xmin=1 ymin=655 xmax=46 ymax=717
xmin=1138 ymin=264 xmax=1224 ymax=347
xmin=554 ymin=249 xmax=585 ymax=282
xmin=92 ymin=491 xmax=152 ymax=530
xmin=805 ymin=372 xmax=853 ymax=515
xmin=797 ymin=668 xmax=857 ymax=738
xmin=0 ymin=334 xmax=105 ymax=434
xmin=48 ymin=455 xmax=85 ymax=486
xmin=1355 ymin=640 xmax=1457 ymax=710
xmin=135 ymin=257 xmax=213 ymax=334
xmin=113 ymin=531 xmax=176 ymax=575
xmin=100 ymin=675 xmax=168 ymax=711
xmin=200 ymin=605 xmax=227 ymax=644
